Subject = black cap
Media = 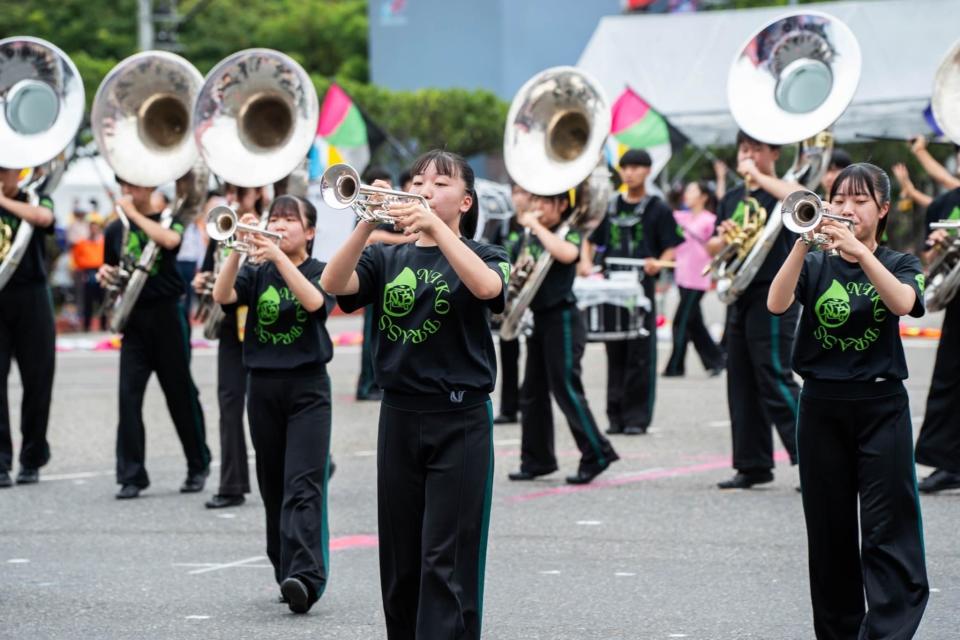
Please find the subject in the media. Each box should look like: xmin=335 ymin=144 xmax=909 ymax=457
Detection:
xmin=619 ymin=148 xmax=652 ymax=168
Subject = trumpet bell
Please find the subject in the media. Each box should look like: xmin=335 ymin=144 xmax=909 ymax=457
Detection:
xmin=205 ymin=205 xmax=238 ymax=242
xmin=781 ymin=189 xmax=823 ymax=234
xmin=727 ymin=11 xmax=861 ymax=145
xmin=503 ymin=66 xmax=610 ymax=196
xmin=320 ymin=163 xmax=361 ymax=209
xmin=932 ymin=39 xmax=960 ymax=145
xmin=91 ymin=51 xmax=203 ymax=187
xmin=0 ymin=36 xmax=85 ymax=169
xmin=193 ymin=49 xmax=319 ymax=188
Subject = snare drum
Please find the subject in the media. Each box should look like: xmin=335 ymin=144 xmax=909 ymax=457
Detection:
xmin=573 ymin=274 xmax=650 ymax=342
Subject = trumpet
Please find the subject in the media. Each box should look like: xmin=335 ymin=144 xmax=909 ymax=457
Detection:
xmin=320 ymin=163 xmax=429 ymax=224
xmin=781 ymin=189 xmax=854 ymax=251
xmin=205 ymin=205 xmax=282 ymax=253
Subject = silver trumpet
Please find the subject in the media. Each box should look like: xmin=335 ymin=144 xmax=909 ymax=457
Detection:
xmin=320 ymin=163 xmax=429 ymax=224
xmin=205 ymin=205 xmax=282 ymax=253
xmin=781 ymin=189 xmax=854 ymax=252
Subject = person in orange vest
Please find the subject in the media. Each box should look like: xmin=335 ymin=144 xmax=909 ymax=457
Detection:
xmin=72 ymin=214 xmax=106 ymax=332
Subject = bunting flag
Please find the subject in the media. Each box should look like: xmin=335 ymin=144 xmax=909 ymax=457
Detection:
xmin=605 ymin=87 xmax=687 ymax=182
xmin=923 ymin=102 xmax=944 ymax=138
xmin=309 ymin=83 xmax=386 ymax=180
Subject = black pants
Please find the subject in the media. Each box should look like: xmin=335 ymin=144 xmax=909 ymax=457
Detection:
xmin=915 ymin=294 xmax=960 ymax=472
xmin=603 ymin=276 xmax=658 ymax=429
xmin=726 ymin=288 xmax=800 ymax=470
xmin=498 ymin=336 xmax=520 ymax=416
xmin=357 ymin=304 xmax=380 ymax=398
xmin=798 ymin=380 xmax=928 ymax=640
xmin=81 ymin=269 xmax=106 ymax=332
xmin=377 ymin=395 xmax=494 ymax=640
xmin=247 ymin=369 xmax=332 ymax=598
xmin=0 ymin=286 xmax=55 ymax=472
xmin=520 ymin=305 xmax=618 ymax=474
xmin=116 ymin=301 xmax=210 ymax=487
xmin=216 ymin=314 xmax=249 ymax=496
xmin=664 ymin=286 xmax=724 ymax=375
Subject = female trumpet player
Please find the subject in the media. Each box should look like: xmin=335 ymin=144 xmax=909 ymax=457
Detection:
xmin=767 ymin=163 xmax=928 ymax=639
xmin=0 ymin=166 xmax=56 ymax=488
xmin=321 ymin=150 xmax=508 ymax=639
xmin=212 ymin=195 xmax=334 ymax=614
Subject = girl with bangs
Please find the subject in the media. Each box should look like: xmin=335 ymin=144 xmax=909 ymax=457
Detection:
xmin=213 ymin=194 xmax=335 ymax=614
xmin=768 ymin=163 xmax=928 ymax=639
xmin=322 ymin=150 xmax=508 ymax=639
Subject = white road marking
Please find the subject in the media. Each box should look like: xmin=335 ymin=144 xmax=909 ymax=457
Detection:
xmin=576 ymin=520 xmax=602 ymax=526
xmin=353 ymin=450 xmax=377 ymax=457
xmin=7 ymin=558 xmax=30 ymax=564
xmin=185 ymin=615 xmax=210 ymax=620
xmin=216 ymin=513 xmax=236 ymax=519
xmin=614 ymin=572 xmax=636 ymax=577
xmin=707 ymin=420 xmax=730 ymax=428
xmin=930 ymin=588 xmax=940 ymax=593
xmin=668 ymin=635 xmax=688 ymax=638
xmin=539 ymin=570 xmax=561 ymax=575
xmin=615 ymin=468 xmax=663 ymax=479
xmin=184 ymin=556 xmax=267 ymax=575
xmin=493 ymin=438 xmax=520 ymax=446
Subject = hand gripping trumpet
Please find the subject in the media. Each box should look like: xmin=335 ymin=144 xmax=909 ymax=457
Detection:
xmin=781 ymin=189 xmax=854 ymax=252
xmin=205 ymin=205 xmax=282 ymax=253
xmin=320 ymin=163 xmax=430 ymax=224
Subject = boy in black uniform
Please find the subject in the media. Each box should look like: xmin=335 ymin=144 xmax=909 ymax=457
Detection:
xmin=707 ymin=131 xmax=801 ymax=489
xmin=323 ymin=150 xmax=507 ymax=638
xmin=914 ymin=183 xmax=960 ymax=492
xmin=582 ymin=148 xmax=682 ymax=434
xmin=509 ymin=192 xmax=619 ymax=484
xmin=214 ymin=195 xmax=334 ymax=614
xmin=98 ymin=178 xmax=210 ymax=499
xmin=0 ymin=167 xmax=56 ymax=488
xmin=769 ymin=163 xmax=928 ymax=639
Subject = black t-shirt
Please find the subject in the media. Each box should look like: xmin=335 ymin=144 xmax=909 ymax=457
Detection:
xmin=104 ymin=213 xmax=185 ymax=305
xmin=489 ymin=224 xmax=523 ymax=263
xmin=234 ymin=257 xmax=334 ymax=371
xmin=0 ymin=191 xmax=55 ymax=289
xmin=790 ymin=247 xmax=924 ymax=381
xmin=527 ymin=226 xmax=581 ymax=313
xmin=588 ymin=194 xmax=682 ymax=261
xmin=715 ymin=185 xmax=797 ymax=289
xmin=924 ymin=187 xmax=960 ymax=236
xmin=337 ymin=239 xmax=510 ymax=395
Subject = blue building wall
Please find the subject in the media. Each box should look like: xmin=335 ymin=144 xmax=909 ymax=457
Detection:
xmin=369 ymin=0 xmax=622 ymax=100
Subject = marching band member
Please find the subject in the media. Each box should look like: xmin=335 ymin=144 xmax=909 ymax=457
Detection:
xmin=510 ymin=191 xmax=619 ymax=482
xmin=213 ymin=194 xmax=334 ymax=614
xmin=913 ymin=145 xmax=960 ymax=493
xmin=581 ymin=148 xmax=681 ymax=434
xmin=663 ymin=180 xmax=725 ymax=378
xmin=194 ymin=185 xmax=254 ymax=509
xmin=0 ymin=167 xmax=56 ymax=488
xmin=708 ymin=131 xmax=801 ymax=489
xmin=98 ymin=177 xmax=210 ymax=500
xmin=488 ymin=183 xmax=529 ymax=425
xmin=322 ymin=150 xmax=507 ymax=638
xmin=768 ymin=163 xmax=928 ymax=639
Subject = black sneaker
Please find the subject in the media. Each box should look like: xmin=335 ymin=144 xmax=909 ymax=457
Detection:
xmin=0 ymin=470 xmax=12 ymax=488
xmin=566 ymin=459 xmax=616 ymax=485
xmin=280 ymin=576 xmax=315 ymax=614
xmin=116 ymin=484 xmax=142 ymax=499
xmin=493 ymin=413 xmax=517 ymax=425
xmin=205 ymin=494 xmax=245 ymax=509
xmin=717 ymin=471 xmax=774 ymax=489
xmin=622 ymin=425 xmax=648 ymax=435
xmin=605 ymin=423 xmax=624 ymax=435
xmin=918 ymin=469 xmax=960 ymax=493
xmin=16 ymin=467 xmax=39 ymax=484
xmin=180 ymin=469 xmax=209 ymax=494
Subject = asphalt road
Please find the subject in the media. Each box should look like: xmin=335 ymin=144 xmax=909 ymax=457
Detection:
xmin=2 ymin=309 xmax=957 ymax=639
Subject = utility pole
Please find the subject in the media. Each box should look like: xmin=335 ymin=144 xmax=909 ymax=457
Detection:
xmin=138 ymin=0 xmax=154 ymax=51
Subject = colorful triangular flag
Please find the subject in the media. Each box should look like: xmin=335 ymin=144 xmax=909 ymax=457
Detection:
xmin=309 ymin=83 xmax=387 ymax=180
xmin=605 ymin=87 xmax=687 ymax=186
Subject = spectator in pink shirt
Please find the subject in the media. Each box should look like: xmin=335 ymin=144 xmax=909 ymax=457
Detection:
xmin=663 ymin=181 xmax=725 ymax=377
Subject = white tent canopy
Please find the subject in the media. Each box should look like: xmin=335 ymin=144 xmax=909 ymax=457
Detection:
xmin=577 ymin=0 xmax=960 ymax=147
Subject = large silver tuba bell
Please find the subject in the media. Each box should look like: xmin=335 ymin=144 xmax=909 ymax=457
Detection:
xmin=92 ymin=50 xmax=209 ymax=332
xmin=923 ymin=39 xmax=960 ymax=312
xmin=708 ymin=11 xmax=862 ymax=304
xmin=193 ymin=48 xmax=319 ymax=188
xmin=0 ymin=36 xmax=84 ymax=292
xmin=498 ymin=66 xmax=613 ymax=341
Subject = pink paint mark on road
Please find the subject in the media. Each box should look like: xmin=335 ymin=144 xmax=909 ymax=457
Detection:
xmin=507 ymin=450 xmax=792 ymax=503
xmin=330 ymin=535 xmax=379 ymax=551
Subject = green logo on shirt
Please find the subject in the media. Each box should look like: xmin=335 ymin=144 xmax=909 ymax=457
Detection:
xmin=915 ymin=273 xmax=926 ymax=294
xmin=255 ymin=285 xmax=307 ymax=345
xmin=498 ymin=261 xmax=511 ymax=282
xmin=812 ymin=279 xmax=886 ymax=351
xmin=814 ymin=280 xmax=851 ymax=329
xmin=379 ymin=267 xmax=451 ymax=344
xmin=384 ymin=267 xmax=417 ymax=317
